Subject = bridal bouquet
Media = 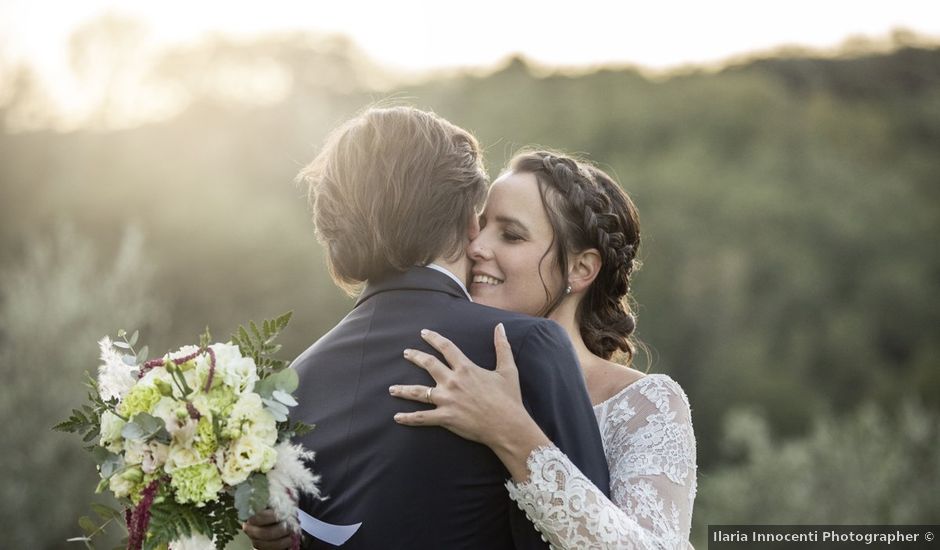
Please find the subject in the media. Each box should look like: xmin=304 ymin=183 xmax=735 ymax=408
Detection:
xmin=55 ymin=312 xmax=319 ymax=550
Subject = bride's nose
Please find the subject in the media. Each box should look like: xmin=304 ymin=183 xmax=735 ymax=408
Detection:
xmin=467 ymin=235 xmax=493 ymax=261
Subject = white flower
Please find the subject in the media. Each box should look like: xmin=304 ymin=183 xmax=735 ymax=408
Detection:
xmin=109 ymin=473 xmax=135 ymax=499
xmin=226 ymin=392 xmax=277 ymax=445
xmin=142 ymin=441 xmax=169 ymax=474
xmin=124 ymin=439 xmax=170 ymax=473
xmin=153 ymin=396 xmax=201 ymax=445
xmin=169 ymin=532 xmax=215 ymax=550
xmin=124 ymin=438 xmax=146 ymax=465
xmin=99 ymin=410 xmax=126 ymax=453
xmin=206 ymin=343 xmax=259 ymax=395
xmin=138 ymin=363 xmax=173 ymax=389
xmin=266 ymin=442 xmax=320 ymax=534
xmin=165 ymin=443 xmax=204 ymax=473
xmin=219 ymin=435 xmax=277 ymax=485
xmin=97 ymin=337 xmax=136 ymax=402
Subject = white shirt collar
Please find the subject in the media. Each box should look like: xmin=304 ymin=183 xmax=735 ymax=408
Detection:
xmin=425 ymin=263 xmax=473 ymax=301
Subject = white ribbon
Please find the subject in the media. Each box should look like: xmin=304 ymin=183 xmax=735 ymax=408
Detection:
xmin=298 ymin=509 xmax=362 ymax=546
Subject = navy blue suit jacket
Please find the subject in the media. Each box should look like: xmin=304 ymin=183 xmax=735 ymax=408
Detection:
xmin=292 ymin=267 xmax=609 ymax=549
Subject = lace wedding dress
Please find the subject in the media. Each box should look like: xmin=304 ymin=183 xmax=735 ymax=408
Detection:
xmin=506 ymin=374 xmax=697 ymax=550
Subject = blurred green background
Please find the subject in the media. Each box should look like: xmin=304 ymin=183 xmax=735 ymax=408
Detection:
xmin=1 ymin=19 xmax=938 ymax=549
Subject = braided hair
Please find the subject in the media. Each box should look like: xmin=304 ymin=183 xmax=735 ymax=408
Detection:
xmin=509 ymin=150 xmax=642 ymax=362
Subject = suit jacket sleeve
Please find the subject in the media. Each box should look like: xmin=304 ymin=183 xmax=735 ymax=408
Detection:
xmin=507 ymin=320 xmax=611 ymax=548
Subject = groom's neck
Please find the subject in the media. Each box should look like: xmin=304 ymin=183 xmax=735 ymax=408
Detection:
xmin=430 ymin=254 xmax=471 ymax=287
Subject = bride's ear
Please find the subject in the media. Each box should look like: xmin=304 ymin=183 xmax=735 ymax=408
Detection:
xmin=567 ymin=248 xmax=601 ymax=294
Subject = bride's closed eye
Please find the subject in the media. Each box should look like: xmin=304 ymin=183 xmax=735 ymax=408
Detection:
xmin=501 ymin=230 xmax=524 ymax=243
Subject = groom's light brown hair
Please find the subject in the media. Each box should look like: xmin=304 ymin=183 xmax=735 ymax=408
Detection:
xmin=299 ymin=106 xmax=488 ymax=295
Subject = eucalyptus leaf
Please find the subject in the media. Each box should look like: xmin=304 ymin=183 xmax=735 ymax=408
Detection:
xmin=112 ymin=341 xmax=131 ymax=349
xmin=250 ymin=473 xmax=270 ymax=516
xmin=121 ymin=412 xmax=165 ymax=441
xmin=137 ymin=345 xmax=149 ymax=363
xmin=234 ymin=479 xmax=259 ymax=521
xmin=272 ymin=390 xmax=298 ymax=407
xmin=129 ymin=329 xmax=139 ymax=347
xmin=91 ymin=503 xmax=121 ymax=521
xmin=272 ymin=368 xmax=298 ymax=394
xmin=90 ymin=446 xmax=113 ymax=465
xmin=100 ymin=453 xmax=124 ymax=479
xmin=255 ymin=377 xmax=275 ymax=399
xmin=78 ymin=516 xmax=97 ymax=535
xmin=263 ymin=398 xmax=289 ymax=417
xmin=122 ymin=354 xmax=137 ymax=366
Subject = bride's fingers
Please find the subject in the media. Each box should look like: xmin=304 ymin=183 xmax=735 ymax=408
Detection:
xmin=420 ymin=329 xmax=472 ymax=371
xmin=493 ymin=323 xmax=518 ymax=375
xmin=403 ymin=348 xmax=449 ymax=380
xmin=388 ymin=384 xmax=437 ymax=404
xmin=393 ymin=409 xmax=446 ymax=427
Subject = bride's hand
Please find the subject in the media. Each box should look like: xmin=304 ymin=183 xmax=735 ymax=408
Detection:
xmin=390 ymin=324 xmax=550 ymax=479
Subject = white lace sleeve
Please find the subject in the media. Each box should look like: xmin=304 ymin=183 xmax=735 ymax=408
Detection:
xmin=505 ymin=375 xmax=697 ymax=550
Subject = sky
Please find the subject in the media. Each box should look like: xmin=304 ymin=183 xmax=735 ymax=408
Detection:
xmin=2 ymin=0 xmax=939 ymax=128
xmin=3 ymin=0 xmax=939 ymax=71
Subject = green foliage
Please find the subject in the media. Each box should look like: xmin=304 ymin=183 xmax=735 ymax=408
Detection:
xmin=233 ymin=473 xmax=271 ymax=523
xmin=0 ymin=226 xmax=165 ymax=548
xmin=54 ymin=375 xmax=108 ymax=445
xmin=692 ymin=402 xmax=940 ymax=547
xmin=145 ymin=491 xmax=241 ymax=550
xmin=230 ymin=312 xmax=293 ymax=379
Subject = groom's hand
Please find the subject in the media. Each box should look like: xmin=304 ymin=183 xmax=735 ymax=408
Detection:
xmin=242 ymin=509 xmax=293 ymax=550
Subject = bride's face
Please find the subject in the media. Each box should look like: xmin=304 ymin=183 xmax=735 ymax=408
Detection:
xmin=467 ymin=171 xmax=564 ymax=316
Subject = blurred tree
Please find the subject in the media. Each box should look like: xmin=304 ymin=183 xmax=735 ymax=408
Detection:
xmin=0 ymin=226 xmax=166 ymax=547
xmin=693 ymin=403 xmax=940 ymax=548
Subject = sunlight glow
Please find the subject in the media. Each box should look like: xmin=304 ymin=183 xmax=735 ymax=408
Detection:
xmin=1 ymin=0 xmax=938 ymax=129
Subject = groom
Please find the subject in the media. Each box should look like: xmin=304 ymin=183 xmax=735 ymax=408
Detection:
xmin=245 ymin=107 xmax=609 ymax=549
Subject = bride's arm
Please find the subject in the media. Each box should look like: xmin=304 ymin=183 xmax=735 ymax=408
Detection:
xmin=391 ymin=329 xmax=696 ymax=550
xmin=506 ymin=379 xmax=696 ymax=549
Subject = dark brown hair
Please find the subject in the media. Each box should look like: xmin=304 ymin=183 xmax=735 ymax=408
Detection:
xmin=510 ymin=150 xmax=642 ymax=362
xmin=299 ymin=107 xmax=488 ymax=294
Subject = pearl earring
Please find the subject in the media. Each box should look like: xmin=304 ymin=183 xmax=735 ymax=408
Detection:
xmin=565 ymin=284 xmax=572 ymax=295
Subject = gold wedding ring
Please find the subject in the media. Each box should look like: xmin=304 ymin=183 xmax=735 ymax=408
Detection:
xmin=426 ymin=386 xmax=435 ymax=405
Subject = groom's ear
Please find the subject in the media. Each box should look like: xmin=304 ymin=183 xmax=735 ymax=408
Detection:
xmin=568 ymin=249 xmax=602 ymax=294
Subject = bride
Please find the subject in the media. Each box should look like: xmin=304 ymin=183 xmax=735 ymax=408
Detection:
xmin=390 ymin=150 xmax=697 ymax=549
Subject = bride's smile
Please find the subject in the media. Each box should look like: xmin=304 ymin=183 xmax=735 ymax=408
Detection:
xmin=468 ymin=171 xmax=566 ymax=317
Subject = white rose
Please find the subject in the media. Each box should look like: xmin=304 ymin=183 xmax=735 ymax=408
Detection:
xmin=109 ymin=474 xmax=135 ymax=499
xmin=124 ymin=439 xmax=146 ymax=465
xmin=142 ymin=441 xmax=169 ymax=474
xmin=219 ymin=435 xmax=276 ymax=485
xmin=210 ymin=343 xmax=259 ymax=395
xmin=165 ymin=443 xmax=202 ymax=473
xmin=226 ymin=393 xmax=276 ymax=444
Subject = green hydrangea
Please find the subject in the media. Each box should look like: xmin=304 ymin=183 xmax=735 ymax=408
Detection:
xmin=206 ymin=385 xmax=237 ymax=417
xmin=118 ymin=384 xmax=163 ymax=418
xmin=170 ymin=462 xmax=222 ymax=506
xmin=193 ymin=416 xmax=218 ymax=457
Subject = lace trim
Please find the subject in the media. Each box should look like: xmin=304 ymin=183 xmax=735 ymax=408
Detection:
xmin=507 ymin=374 xmax=697 ymax=550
